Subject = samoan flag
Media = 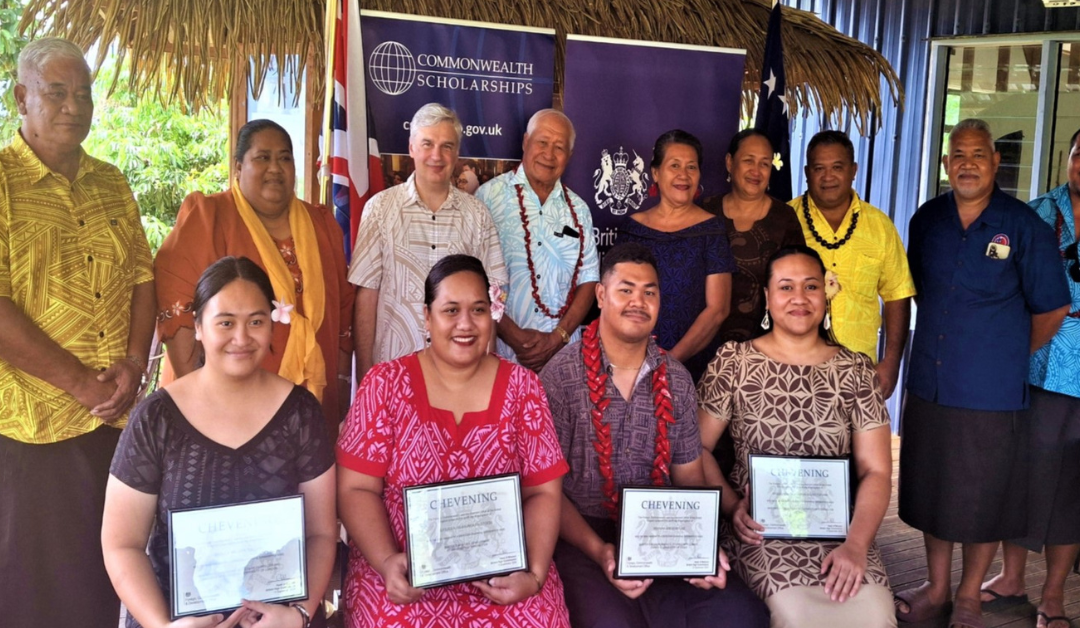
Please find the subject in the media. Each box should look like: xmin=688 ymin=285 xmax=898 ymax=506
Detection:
xmin=331 ymin=0 xmax=384 ymax=262
xmin=753 ymin=0 xmax=793 ymax=202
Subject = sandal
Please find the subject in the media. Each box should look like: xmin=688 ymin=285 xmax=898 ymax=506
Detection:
xmin=894 ymin=584 xmax=951 ymax=623
xmin=1037 ymin=611 xmax=1074 ymax=628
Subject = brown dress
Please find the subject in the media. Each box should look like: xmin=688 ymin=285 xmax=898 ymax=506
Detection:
xmin=697 ymin=341 xmax=891 ymax=600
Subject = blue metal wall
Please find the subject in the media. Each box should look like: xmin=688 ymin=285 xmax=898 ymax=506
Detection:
xmin=778 ymin=0 xmax=1079 ymax=424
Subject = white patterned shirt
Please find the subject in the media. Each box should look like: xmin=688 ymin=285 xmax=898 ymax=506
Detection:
xmin=349 ymin=174 xmax=508 ymax=365
xmin=476 ymin=168 xmax=600 ymax=361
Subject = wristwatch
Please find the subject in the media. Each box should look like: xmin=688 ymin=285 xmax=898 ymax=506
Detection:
xmin=554 ymin=325 xmax=571 ymax=344
xmin=290 ymin=603 xmax=311 ymax=628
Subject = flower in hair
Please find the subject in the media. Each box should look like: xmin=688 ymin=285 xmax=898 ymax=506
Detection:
xmin=271 ymin=300 xmax=294 ymax=325
xmin=824 ymin=271 xmax=842 ymax=301
xmin=489 ymin=285 xmax=507 ymax=322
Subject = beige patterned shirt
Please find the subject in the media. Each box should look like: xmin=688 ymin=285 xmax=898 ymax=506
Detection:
xmin=348 ymin=174 xmax=508 ymax=365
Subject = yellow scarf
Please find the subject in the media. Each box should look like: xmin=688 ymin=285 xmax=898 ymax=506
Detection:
xmin=231 ymin=180 xmax=327 ymax=400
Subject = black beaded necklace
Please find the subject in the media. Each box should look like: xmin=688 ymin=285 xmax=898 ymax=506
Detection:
xmin=802 ymin=192 xmax=858 ymax=250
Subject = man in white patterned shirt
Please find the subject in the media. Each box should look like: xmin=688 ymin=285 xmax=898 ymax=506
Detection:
xmin=349 ymin=103 xmax=508 ymax=380
xmin=476 ymin=109 xmax=599 ymax=371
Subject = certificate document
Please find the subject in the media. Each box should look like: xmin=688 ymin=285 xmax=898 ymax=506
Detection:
xmin=749 ymin=455 xmax=851 ymax=539
xmin=168 ymin=495 xmax=307 ymax=618
xmin=615 ymin=487 xmax=722 ymax=579
xmin=403 ymin=473 xmax=528 ymax=588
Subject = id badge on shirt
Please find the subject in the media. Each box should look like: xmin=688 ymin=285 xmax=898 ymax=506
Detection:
xmin=986 ymin=234 xmax=1011 ymax=260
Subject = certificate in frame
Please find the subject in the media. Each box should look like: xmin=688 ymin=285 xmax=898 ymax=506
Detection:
xmin=403 ymin=473 xmax=528 ymax=589
xmin=748 ymin=454 xmax=851 ymax=540
xmin=615 ymin=486 xmax=722 ymax=579
xmin=168 ymin=494 xmax=308 ymax=619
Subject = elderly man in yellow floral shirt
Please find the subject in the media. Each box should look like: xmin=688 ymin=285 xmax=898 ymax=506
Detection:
xmin=789 ymin=130 xmax=915 ymax=398
xmin=0 ymin=38 xmax=155 ymax=628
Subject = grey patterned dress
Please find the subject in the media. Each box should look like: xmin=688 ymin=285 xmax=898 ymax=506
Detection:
xmin=697 ymin=340 xmax=891 ymax=600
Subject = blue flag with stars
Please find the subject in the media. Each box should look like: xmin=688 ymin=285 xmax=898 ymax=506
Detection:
xmin=753 ymin=1 xmax=792 ymax=202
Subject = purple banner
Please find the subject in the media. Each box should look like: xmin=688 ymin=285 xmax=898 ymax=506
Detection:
xmin=561 ymin=36 xmax=746 ymax=248
xmin=360 ymin=11 xmax=555 ymax=159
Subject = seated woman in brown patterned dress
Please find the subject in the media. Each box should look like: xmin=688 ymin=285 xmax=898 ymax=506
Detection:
xmin=696 ymin=246 xmax=895 ymax=627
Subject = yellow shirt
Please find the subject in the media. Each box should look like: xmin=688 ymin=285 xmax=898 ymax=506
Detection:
xmin=0 ymin=134 xmax=154 ymax=443
xmin=789 ymin=191 xmax=915 ymax=361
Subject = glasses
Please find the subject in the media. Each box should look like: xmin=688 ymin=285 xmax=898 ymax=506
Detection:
xmin=1066 ymin=242 xmax=1079 ymax=283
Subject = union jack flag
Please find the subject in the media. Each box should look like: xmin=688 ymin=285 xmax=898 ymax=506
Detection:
xmin=331 ymin=0 xmax=384 ymax=261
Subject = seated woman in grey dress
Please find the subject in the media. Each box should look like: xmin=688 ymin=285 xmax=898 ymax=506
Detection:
xmin=697 ymin=246 xmax=895 ymax=628
xmin=102 ymin=257 xmax=337 ymax=628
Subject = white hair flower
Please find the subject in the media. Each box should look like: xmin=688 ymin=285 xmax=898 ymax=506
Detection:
xmin=489 ymin=285 xmax=507 ymax=322
xmin=271 ymin=300 xmax=294 ymax=325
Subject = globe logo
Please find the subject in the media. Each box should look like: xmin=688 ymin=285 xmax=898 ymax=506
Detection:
xmin=369 ymin=41 xmax=416 ymax=96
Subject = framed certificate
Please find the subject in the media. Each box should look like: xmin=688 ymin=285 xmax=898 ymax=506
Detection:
xmin=615 ymin=486 xmax=722 ymax=579
xmin=749 ymin=454 xmax=851 ymax=540
xmin=403 ymin=473 xmax=528 ymax=589
xmin=168 ymin=495 xmax=307 ymax=619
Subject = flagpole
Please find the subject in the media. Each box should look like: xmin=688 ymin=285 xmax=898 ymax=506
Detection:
xmin=320 ymin=0 xmax=339 ymax=207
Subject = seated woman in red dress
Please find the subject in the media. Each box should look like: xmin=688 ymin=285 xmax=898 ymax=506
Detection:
xmin=336 ymin=254 xmax=571 ymax=628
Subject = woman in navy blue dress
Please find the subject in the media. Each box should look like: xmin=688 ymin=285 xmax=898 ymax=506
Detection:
xmin=618 ymin=130 xmax=735 ymax=381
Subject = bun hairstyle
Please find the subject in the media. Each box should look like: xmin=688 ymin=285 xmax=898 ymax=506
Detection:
xmin=424 ymin=255 xmax=490 ymax=307
xmin=763 ymin=245 xmax=837 ymax=345
xmin=193 ymin=256 xmax=276 ymax=322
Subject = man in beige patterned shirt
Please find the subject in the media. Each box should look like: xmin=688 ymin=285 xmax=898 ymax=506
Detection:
xmin=349 ymin=103 xmax=508 ymax=380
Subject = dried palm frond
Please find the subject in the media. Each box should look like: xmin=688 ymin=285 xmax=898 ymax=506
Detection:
xmin=20 ymin=0 xmax=902 ymax=132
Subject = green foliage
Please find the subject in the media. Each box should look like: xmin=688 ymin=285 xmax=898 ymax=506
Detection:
xmin=0 ymin=0 xmax=28 ymax=140
xmin=83 ymin=56 xmax=230 ymax=239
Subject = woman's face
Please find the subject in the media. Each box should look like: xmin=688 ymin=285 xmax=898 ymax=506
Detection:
xmin=194 ymin=279 xmax=273 ymax=378
xmin=726 ymin=135 xmax=773 ymax=200
xmin=651 ymin=142 xmax=701 ymax=206
xmin=764 ymin=254 xmax=826 ymax=337
xmin=424 ymin=271 xmax=493 ymax=368
xmin=236 ymin=129 xmax=296 ymax=215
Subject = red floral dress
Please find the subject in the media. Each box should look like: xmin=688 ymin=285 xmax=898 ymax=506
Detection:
xmin=336 ymin=354 xmax=571 ymax=628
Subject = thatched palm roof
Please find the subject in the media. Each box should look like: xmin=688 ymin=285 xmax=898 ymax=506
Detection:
xmin=21 ymin=0 xmax=902 ymax=133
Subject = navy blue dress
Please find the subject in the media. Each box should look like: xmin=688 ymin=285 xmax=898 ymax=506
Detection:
xmin=618 ymin=215 xmax=736 ymax=381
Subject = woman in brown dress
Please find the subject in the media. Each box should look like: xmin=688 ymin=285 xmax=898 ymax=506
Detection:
xmin=697 ymin=246 xmax=894 ymax=627
xmin=711 ymin=129 xmax=805 ymax=345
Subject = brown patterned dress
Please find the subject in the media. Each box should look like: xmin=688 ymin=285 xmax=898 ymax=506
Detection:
xmin=697 ymin=340 xmax=891 ymax=600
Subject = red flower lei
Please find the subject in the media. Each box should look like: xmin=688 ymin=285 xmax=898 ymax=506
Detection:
xmin=515 ymin=183 xmax=584 ymax=319
xmin=581 ymin=319 xmax=674 ymax=518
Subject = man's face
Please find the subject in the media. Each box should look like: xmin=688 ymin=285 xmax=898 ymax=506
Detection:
xmin=596 ymin=262 xmax=660 ymax=345
xmin=943 ymin=128 xmax=1000 ymax=204
xmin=521 ymin=115 xmax=572 ymax=191
xmin=14 ymin=56 xmax=94 ymax=154
xmin=1067 ymin=134 xmax=1080 ymax=200
xmin=805 ymin=143 xmax=857 ymax=212
xmin=408 ymin=121 xmax=459 ymax=190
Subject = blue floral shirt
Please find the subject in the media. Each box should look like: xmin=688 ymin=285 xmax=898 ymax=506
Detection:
xmin=476 ymin=168 xmax=600 ymax=362
xmin=1028 ymin=183 xmax=1080 ymax=398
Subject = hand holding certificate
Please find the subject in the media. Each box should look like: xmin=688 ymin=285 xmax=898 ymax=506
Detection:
xmin=748 ymin=455 xmax=851 ymax=540
xmin=403 ymin=474 xmax=529 ymax=589
xmin=167 ymin=495 xmax=308 ymax=619
xmin=615 ymin=487 xmax=722 ymax=579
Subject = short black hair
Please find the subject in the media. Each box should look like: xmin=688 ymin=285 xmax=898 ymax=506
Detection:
xmin=806 ymin=130 xmax=855 ymax=165
xmin=650 ymin=129 xmax=704 ymax=170
xmin=424 ymin=254 xmax=490 ymax=307
xmin=1070 ymin=128 xmax=1080 ymax=153
xmin=727 ymin=128 xmax=772 ymax=159
xmin=600 ymin=242 xmax=658 ymax=282
xmin=193 ymin=256 xmax=276 ymax=322
xmin=234 ymin=119 xmax=293 ymax=163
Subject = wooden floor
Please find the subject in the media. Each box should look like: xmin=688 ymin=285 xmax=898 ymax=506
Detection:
xmin=884 ymin=436 xmax=1080 ymax=627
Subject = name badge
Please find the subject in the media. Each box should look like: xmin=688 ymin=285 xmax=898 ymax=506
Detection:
xmin=987 ymin=234 xmax=1011 ymax=260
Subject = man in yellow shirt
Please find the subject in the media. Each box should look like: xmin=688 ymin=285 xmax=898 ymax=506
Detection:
xmin=789 ymin=131 xmax=915 ymax=398
xmin=0 ymin=38 xmax=155 ymax=628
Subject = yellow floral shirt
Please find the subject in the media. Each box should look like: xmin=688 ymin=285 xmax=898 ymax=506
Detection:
xmin=0 ymin=134 xmax=153 ymax=443
xmin=789 ymin=191 xmax=915 ymax=361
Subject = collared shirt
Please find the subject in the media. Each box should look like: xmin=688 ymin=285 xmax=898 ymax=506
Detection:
xmin=1027 ymin=183 xmax=1080 ymax=398
xmin=540 ymin=338 xmax=701 ymax=520
xmin=0 ymin=133 xmax=154 ymax=444
xmin=790 ymin=191 xmax=916 ymax=360
xmin=348 ymin=174 xmax=508 ymax=365
xmin=907 ymin=187 xmax=1070 ymax=411
xmin=476 ymin=168 xmax=600 ymax=361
